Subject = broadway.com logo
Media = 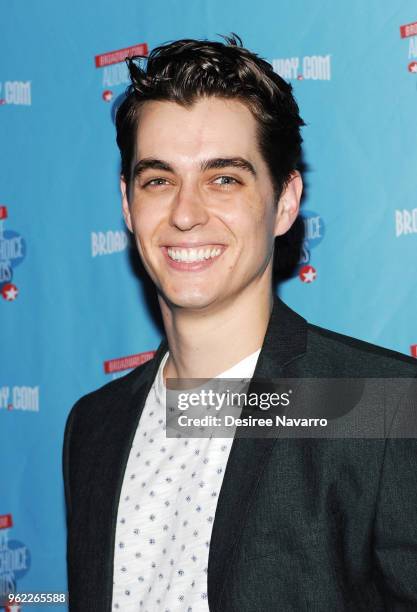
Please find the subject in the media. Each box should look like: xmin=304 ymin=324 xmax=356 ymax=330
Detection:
xmin=0 ymin=81 xmax=31 ymax=106
xmin=297 ymin=211 xmax=326 ymax=284
xmin=0 ymin=513 xmax=31 ymax=605
xmin=399 ymin=20 xmax=417 ymax=73
xmin=0 ymin=206 xmax=27 ymax=301
xmin=272 ymin=55 xmax=331 ymax=81
xmin=91 ymin=229 xmax=129 ymax=257
xmin=94 ymin=42 xmax=148 ymax=102
xmin=395 ymin=208 xmax=417 ymax=237
xmin=104 ymin=351 xmax=156 ymax=379
xmin=0 ymin=386 xmax=39 ymax=412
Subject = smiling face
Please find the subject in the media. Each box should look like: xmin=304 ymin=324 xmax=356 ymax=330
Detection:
xmin=121 ymin=96 xmax=301 ymax=313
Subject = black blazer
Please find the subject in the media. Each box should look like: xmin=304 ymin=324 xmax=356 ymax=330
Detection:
xmin=63 ymin=297 xmax=417 ymax=611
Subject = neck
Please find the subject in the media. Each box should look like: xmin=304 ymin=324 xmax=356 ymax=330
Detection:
xmin=159 ymin=285 xmax=273 ymax=381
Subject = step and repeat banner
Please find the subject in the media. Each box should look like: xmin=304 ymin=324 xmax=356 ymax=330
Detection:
xmin=1 ymin=0 xmax=416 ymax=608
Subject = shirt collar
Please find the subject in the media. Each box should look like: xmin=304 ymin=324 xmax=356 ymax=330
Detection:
xmin=153 ymin=348 xmax=261 ymax=405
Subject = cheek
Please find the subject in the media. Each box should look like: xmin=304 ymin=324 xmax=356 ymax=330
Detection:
xmin=225 ymin=204 xmax=275 ymax=248
xmin=130 ymin=207 xmax=160 ymax=244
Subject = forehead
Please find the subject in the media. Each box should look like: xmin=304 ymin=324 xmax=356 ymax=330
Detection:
xmin=135 ymin=97 xmax=260 ymax=162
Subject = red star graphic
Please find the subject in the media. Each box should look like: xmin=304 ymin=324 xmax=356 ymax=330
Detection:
xmin=1 ymin=283 xmax=19 ymax=301
xmin=299 ymin=265 xmax=317 ymax=283
xmin=102 ymin=89 xmax=113 ymax=102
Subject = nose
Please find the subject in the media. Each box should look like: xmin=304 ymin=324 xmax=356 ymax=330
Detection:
xmin=169 ymin=183 xmax=209 ymax=231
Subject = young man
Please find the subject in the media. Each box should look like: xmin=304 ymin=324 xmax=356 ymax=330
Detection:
xmin=63 ymin=35 xmax=417 ymax=611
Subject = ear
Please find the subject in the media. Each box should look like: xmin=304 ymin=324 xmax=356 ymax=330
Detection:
xmin=274 ymin=171 xmax=303 ymax=237
xmin=120 ymin=177 xmax=133 ymax=233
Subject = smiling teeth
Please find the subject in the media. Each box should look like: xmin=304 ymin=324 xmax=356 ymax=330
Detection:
xmin=167 ymin=247 xmax=222 ymax=262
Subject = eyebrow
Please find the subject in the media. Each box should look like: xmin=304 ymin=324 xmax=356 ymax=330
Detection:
xmin=132 ymin=157 xmax=257 ymax=179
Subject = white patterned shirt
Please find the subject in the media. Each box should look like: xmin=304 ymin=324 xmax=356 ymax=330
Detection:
xmin=112 ymin=348 xmax=261 ymax=612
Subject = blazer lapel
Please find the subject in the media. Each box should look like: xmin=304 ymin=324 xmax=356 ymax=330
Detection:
xmin=97 ymin=339 xmax=169 ymax=611
xmin=207 ymin=296 xmax=307 ymax=611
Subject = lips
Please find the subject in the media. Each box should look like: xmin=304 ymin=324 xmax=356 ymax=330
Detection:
xmin=162 ymin=242 xmax=225 ymax=248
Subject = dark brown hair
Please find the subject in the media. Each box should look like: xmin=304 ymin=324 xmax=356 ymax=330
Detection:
xmin=115 ymin=33 xmax=304 ymax=202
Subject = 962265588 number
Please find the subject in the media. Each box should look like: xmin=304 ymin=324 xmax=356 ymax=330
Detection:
xmin=5 ymin=592 xmax=67 ymax=604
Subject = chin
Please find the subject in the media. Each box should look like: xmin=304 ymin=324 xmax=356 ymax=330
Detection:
xmin=164 ymin=290 xmax=218 ymax=311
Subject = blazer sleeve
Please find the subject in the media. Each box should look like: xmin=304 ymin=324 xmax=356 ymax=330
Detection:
xmin=373 ymin=378 xmax=417 ymax=605
xmin=62 ymin=399 xmax=81 ymax=528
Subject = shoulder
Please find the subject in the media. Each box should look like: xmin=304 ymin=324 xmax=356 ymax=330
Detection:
xmin=304 ymin=322 xmax=417 ymax=377
xmin=65 ymin=357 xmax=156 ymax=434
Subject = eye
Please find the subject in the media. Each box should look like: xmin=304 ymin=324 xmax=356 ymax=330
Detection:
xmin=142 ymin=177 xmax=170 ymax=188
xmin=212 ymin=176 xmax=240 ymax=187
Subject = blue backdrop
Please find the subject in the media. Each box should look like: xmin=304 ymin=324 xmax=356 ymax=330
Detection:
xmin=1 ymin=1 xmax=416 ymax=609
